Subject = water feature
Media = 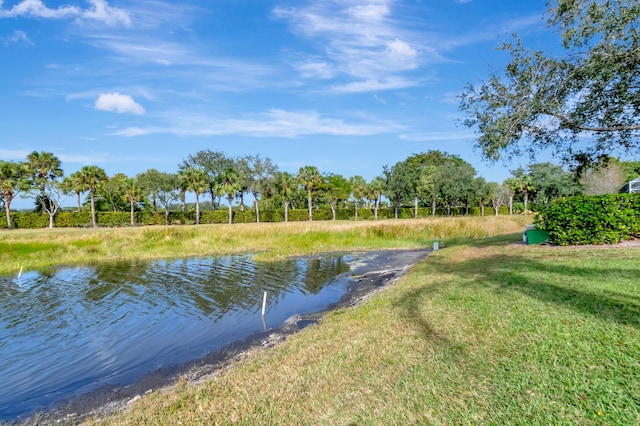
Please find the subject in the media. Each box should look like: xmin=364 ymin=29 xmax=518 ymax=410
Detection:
xmin=0 ymin=253 xmax=361 ymax=421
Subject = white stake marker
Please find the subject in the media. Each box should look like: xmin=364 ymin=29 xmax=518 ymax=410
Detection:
xmin=261 ymin=291 xmax=267 ymax=317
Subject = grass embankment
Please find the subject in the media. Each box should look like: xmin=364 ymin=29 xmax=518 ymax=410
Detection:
xmin=0 ymin=216 xmax=527 ymax=276
xmin=87 ymin=232 xmax=640 ymax=425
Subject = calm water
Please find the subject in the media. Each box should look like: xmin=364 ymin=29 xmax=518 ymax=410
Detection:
xmin=0 ymin=254 xmax=359 ymax=420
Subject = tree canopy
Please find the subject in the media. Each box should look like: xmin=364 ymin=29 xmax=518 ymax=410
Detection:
xmin=460 ymin=0 xmax=640 ymax=164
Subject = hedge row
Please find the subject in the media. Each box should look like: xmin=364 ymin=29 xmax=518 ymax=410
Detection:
xmin=1 ymin=205 xmax=512 ymax=229
xmin=535 ymin=194 xmax=640 ymax=245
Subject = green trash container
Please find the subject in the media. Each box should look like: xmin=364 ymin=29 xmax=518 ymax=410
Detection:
xmin=525 ymin=229 xmax=550 ymax=245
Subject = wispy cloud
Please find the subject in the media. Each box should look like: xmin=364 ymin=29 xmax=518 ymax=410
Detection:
xmin=1 ymin=29 xmax=33 ymax=45
xmin=58 ymin=152 xmax=110 ymax=164
xmin=331 ymin=76 xmax=420 ymax=93
xmin=95 ymin=92 xmax=146 ymax=115
xmin=0 ymin=0 xmax=131 ymax=27
xmin=274 ymin=0 xmax=424 ymax=92
xmin=0 ymin=149 xmax=32 ymax=160
xmin=111 ymin=109 xmax=404 ymax=138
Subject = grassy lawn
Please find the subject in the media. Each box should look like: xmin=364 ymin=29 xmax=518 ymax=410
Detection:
xmin=86 ymin=232 xmax=640 ymax=425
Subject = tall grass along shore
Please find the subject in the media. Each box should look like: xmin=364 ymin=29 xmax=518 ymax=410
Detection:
xmin=0 ymin=216 xmax=528 ymax=276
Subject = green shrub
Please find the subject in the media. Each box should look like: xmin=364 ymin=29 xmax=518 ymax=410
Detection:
xmin=11 ymin=212 xmax=49 ymax=229
xmin=201 ymin=210 xmax=228 ymax=224
xmin=535 ymin=194 xmax=640 ymax=245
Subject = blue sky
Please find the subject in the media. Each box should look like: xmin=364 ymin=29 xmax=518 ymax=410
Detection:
xmin=1 ymin=0 xmax=550 ymax=208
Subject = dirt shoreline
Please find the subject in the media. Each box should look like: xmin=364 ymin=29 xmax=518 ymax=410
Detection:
xmin=11 ymin=248 xmax=431 ymax=426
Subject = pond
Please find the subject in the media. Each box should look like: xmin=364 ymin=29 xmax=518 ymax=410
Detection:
xmin=0 ymin=253 xmax=365 ymax=421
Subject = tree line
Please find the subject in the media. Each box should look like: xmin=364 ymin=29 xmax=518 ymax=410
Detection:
xmin=1 ymin=149 xmax=639 ymax=230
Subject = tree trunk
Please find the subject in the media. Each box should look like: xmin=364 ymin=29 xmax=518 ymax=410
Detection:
xmin=331 ymin=202 xmax=336 ymax=220
xmin=195 ymin=193 xmax=200 ymax=225
xmin=255 ymin=198 xmax=260 ymax=223
xmin=130 ymin=200 xmax=135 ymax=225
xmin=354 ymin=202 xmax=359 ymax=221
xmin=414 ymin=197 xmax=418 ymax=218
xmin=307 ymin=189 xmax=313 ymax=221
xmin=228 ymin=195 xmax=233 ymax=224
xmin=394 ymin=205 xmax=398 ymax=219
xmin=509 ymin=195 xmax=513 ymax=215
xmin=165 ymin=209 xmax=170 ymax=225
xmin=480 ymin=199 xmax=485 ymax=217
xmin=49 ymin=213 xmax=54 ymax=229
xmin=523 ymin=191 xmax=529 ymax=212
xmin=431 ymin=196 xmax=436 ymax=216
xmin=238 ymin=192 xmax=245 ymax=211
xmin=76 ymin=192 xmax=82 ymax=212
xmin=284 ymin=201 xmax=289 ymax=223
xmin=90 ymin=190 xmax=97 ymax=227
xmin=3 ymin=192 xmax=12 ymax=230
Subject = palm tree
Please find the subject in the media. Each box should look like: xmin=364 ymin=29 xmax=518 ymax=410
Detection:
xmin=179 ymin=167 xmax=210 ymax=225
xmin=26 ymin=151 xmax=63 ymax=193
xmin=62 ymin=171 xmax=88 ymax=212
xmin=0 ymin=161 xmax=28 ymax=230
xmin=297 ymin=165 xmax=322 ymax=221
xmin=245 ymin=155 xmax=278 ymax=224
xmin=276 ymin=171 xmax=294 ymax=222
xmin=216 ymin=167 xmax=241 ymax=224
xmin=368 ymin=176 xmax=385 ymax=220
xmin=503 ymin=177 xmax=519 ymax=215
xmin=349 ymin=175 xmax=367 ymax=220
xmin=79 ymin=165 xmax=108 ymax=227
xmin=121 ymin=177 xmax=145 ymax=226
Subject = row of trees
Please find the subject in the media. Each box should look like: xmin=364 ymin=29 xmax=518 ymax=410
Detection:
xmin=1 ymin=149 xmax=638 ymax=230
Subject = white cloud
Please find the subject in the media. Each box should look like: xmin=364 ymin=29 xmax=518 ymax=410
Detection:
xmin=385 ymin=39 xmax=417 ymax=64
xmin=0 ymin=0 xmax=131 ymax=27
xmin=295 ymin=60 xmax=334 ymax=79
xmin=94 ymin=92 xmax=146 ymax=115
xmin=1 ymin=29 xmax=33 ymax=46
xmin=331 ymin=77 xmax=419 ymax=93
xmin=274 ymin=0 xmax=423 ymax=91
xmin=111 ymin=109 xmax=403 ymax=138
xmin=82 ymin=0 xmax=131 ymax=27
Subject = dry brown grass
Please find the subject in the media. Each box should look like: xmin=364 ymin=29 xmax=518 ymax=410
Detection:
xmin=0 ymin=216 xmax=529 ymax=275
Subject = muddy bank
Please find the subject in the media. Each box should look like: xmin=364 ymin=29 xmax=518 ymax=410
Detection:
xmin=11 ymin=249 xmax=430 ymax=425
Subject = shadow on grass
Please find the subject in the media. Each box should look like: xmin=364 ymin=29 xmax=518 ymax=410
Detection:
xmin=394 ymin=237 xmax=640 ymax=343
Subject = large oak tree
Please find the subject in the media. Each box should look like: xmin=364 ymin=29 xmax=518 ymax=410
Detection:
xmin=460 ymin=0 xmax=640 ymax=164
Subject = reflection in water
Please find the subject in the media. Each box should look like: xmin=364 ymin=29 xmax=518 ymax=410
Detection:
xmin=0 ymin=253 xmax=356 ymax=421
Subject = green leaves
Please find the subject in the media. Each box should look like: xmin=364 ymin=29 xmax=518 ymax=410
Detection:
xmin=461 ymin=0 xmax=640 ymax=163
xmin=536 ymin=194 xmax=640 ymax=245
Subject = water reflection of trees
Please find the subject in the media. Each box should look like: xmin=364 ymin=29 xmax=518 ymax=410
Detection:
xmin=1 ymin=254 xmax=351 ymax=341
xmin=79 ymin=254 xmax=351 ymax=320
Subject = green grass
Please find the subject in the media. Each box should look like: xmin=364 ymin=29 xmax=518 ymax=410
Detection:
xmin=87 ymin=232 xmax=639 ymax=425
